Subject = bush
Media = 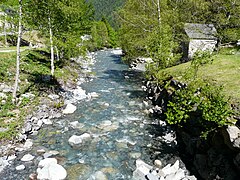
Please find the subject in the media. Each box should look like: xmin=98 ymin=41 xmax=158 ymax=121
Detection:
xmin=165 ymin=79 xmax=232 ymax=138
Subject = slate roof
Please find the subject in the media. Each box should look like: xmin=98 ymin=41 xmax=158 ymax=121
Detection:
xmin=184 ymin=23 xmax=217 ymax=40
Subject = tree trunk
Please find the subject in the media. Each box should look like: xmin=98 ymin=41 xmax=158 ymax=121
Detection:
xmin=55 ymin=46 xmax=59 ymax=62
xmin=12 ymin=0 xmax=22 ymax=102
xmin=48 ymin=16 xmax=54 ymax=76
xmin=4 ymin=15 xmax=8 ymax=47
xmin=157 ymin=0 xmax=161 ymax=26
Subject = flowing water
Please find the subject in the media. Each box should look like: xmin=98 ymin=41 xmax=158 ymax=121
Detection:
xmin=1 ymin=50 xmax=178 ymax=179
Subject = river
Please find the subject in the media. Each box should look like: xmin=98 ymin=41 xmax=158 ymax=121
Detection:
xmin=1 ymin=50 xmax=164 ymax=179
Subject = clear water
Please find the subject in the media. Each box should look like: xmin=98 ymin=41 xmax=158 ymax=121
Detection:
xmin=1 ymin=50 xmax=158 ymax=180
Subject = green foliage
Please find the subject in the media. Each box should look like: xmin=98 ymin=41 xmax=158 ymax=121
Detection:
xmin=165 ymin=79 xmax=232 ymax=138
xmin=89 ymin=18 xmax=118 ymax=50
xmin=146 ymin=24 xmax=181 ymax=71
xmin=188 ymin=51 xmax=213 ymax=79
xmin=52 ymin=100 xmax=64 ymax=109
xmin=91 ymin=21 xmax=109 ymax=48
xmin=24 ymin=0 xmax=94 ymax=60
xmin=87 ymin=0 xmax=125 ymax=28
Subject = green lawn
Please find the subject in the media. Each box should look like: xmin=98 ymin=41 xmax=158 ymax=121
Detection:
xmin=159 ymin=50 xmax=240 ymax=101
xmin=0 ymin=46 xmax=29 ymax=52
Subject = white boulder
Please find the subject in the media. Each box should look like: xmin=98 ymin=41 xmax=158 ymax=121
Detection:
xmin=21 ymin=154 xmax=34 ymax=162
xmin=37 ymin=158 xmax=67 ymax=180
xmin=62 ymin=103 xmax=77 ymax=114
xmin=68 ymin=133 xmax=91 ymax=146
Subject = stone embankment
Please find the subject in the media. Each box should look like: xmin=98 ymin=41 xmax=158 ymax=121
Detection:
xmin=133 ymin=159 xmax=196 ymax=180
xmin=142 ymin=78 xmax=240 ymax=179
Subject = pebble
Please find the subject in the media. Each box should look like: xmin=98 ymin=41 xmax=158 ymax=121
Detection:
xmin=42 ymin=119 xmax=53 ymax=125
xmin=16 ymin=165 xmax=25 ymax=171
xmin=154 ymin=159 xmax=162 ymax=168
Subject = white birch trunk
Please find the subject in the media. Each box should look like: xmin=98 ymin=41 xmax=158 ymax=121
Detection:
xmin=157 ymin=0 xmax=161 ymax=26
xmin=55 ymin=46 xmax=59 ymax=62
xmin=4 ymin=15 xmax=8 ymax=47
xmin=13 ymin=0 xmax=22 ymax=102
xmin=48 ymin=16 xmax=54 ymax=76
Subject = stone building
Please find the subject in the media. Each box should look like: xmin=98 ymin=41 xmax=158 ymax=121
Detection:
xmin=184 ymin=23 xmax=217 ymax=59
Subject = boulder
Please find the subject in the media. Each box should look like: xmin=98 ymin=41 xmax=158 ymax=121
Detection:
xmin=69 ymin=121 xmax=84 ymax=129
xmin=23 ymin=139 xmax=33 ymax=150
xmin=42 ymin=119 xmax=53 ymax=125
xmin=38 ymin=158 xmax=57 ymax=168
xmin=161 ymin=160 xmax=179 ymax=176
xmin=165 ymin=169 xmax=185 ymax=180
xmin=132 ymin=159 xmax=153 ymax=180
xmin=37 ymin=158 xmax=67 ymax=180
xmin=68 ymin=133 xmax=91 ymax=147
xmin=222 ymin=125 xmax=240 ymax=149
xmin=91 ymin=171 xmax=108 ymax=180
xmin=23 ymin=123 xmax=32 ymax=133
xmin=21 ymin=154 xmax=34 ymax=162
xmin=154 ymin=159 xmax=162 ymax=169
xmin=72 ymin=87 xmax=87 ymax=101
xmin=48 ymin=94 xmax=60 ymax=100
xmin=62 ymin=103 xmax=77 ymax=114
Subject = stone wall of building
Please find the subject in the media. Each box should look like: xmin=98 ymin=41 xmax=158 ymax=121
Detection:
xmin=188 ymin=39 xmax=217 ymax=59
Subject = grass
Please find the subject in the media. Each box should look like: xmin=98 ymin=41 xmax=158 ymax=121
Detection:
xmin=0 ymin=46 xmax=29 ymax=52
xmin=159 ymin=48 xmax=240 ymax=101
xmin=0 ymin=48 xmax=80 ymax=140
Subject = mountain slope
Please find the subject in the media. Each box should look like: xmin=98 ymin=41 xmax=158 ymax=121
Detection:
xmin=87 ymin=0 xmax=125 ymax=27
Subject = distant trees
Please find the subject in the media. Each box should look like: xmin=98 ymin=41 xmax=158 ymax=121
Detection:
xmin=170 ymin=0 xmax=240 ymax=43
xmin=118 ymin=0 xmax=180 ymax=68
xmin=87 ymin=0 xmax=125 ymax=28
xmin=119 ymin=0 xmax=240 ymax=67
xmin=90 ymin=18 xmax=117 ymax=50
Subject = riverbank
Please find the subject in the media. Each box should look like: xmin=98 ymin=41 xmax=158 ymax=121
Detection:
xmin=0 ymin=50 xmax=97 ymax=174
xmin=127 ymin=49 xmax=240 ymax=179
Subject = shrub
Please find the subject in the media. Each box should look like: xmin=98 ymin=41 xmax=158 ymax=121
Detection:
xmin=165 ymin=79 xmax=232 ymax=138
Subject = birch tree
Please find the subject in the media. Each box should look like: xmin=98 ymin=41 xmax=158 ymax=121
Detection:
xmin=118 ymin=0 xmax=180 ymax=67
xmin=25 ymin=0 xmax=61 ymax=77
xmin=25 ymin=0 xmax=93 ymax=72
xmin=12 ymin=0 xmax=22 ymax=102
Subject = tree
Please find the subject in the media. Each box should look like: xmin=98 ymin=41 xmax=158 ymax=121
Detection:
xmin=12 ymin=0 xmax=22 ymax=102
xmin=101 ymin=17 xmax=118 ymax=47
xmin=91 ymin=21 xmax=109 ymax=48
xmin=25 ymin=0 xmax=62 ymax=76
xmin=25 ymin=0 xmax=94 ymax=71
xmin=87 ymin=0 xmax=125 ymax=28
xmin=118 ymin=0 xmax=181 ymax=68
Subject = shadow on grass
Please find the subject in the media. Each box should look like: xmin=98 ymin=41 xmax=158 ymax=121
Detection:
xmin=24 ymin=49 xmax=66 ymax=69
xmin=22 ymin=72 xmax=64 ymax=95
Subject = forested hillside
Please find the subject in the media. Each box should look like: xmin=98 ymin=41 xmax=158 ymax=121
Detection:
xmin=87 ymin=0 xmax=125 ymax=27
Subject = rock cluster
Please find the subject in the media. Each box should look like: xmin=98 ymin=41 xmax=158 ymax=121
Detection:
xmin=144 ymin=78 xmax=240 ymax=179
xmin=37 ymin=158 xmax=67 ymax=180
xmin=133 ymin=159 xmax=196 ymax=180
